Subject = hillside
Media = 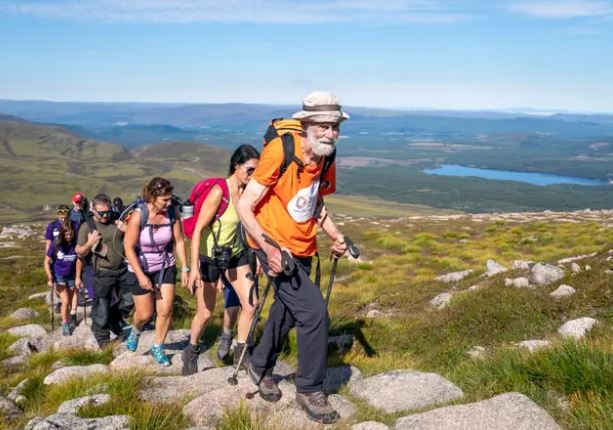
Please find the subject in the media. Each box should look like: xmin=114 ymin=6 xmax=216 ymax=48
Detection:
xmin=0 ymin=120 xmax=229 ymax=223
xmin=0 ymin=210 xmax=611 ymax=429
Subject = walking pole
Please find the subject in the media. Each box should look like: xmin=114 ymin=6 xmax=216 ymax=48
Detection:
xmin=325 ymin=236 xmax=359 ymax=307
xmin=81 ymin=288 xmax=88 ymax=326
xmin=50 ymin=285 xmax=55 ymax=331
xmin=227 ymin=234 xmax=296 ymax=386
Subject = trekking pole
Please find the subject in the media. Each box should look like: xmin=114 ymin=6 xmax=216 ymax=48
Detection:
xmin=81 ymin=288 xmax=88 ymax=326
xmin=50 ymin=285 xmax=55 ymax=331
xmin=227 ymin=234 xmax=296 ymax=386
xmin=325 ymin=236 xmax=359 ymax=307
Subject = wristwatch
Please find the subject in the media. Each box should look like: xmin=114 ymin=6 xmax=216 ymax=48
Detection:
xmin=180 ymin=267 xmax=190 ymax=273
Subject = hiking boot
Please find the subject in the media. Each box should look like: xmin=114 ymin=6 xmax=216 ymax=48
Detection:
xmin=61 ymin=322 xmax=71 ymax=336
xmin=126 ymin=329 xmax=141 ymax=352
xmin=181 ymin=344 xmax=200 ymax=376
xmin=151 ymin=344 xmax=171 ymax=367
xmin=247 ymin=363 xmax=281 ymax=402
xmin=295 ymin=391 xmax=340 ymax=424
xmin=69 ymin=314 xmax=77 ymax=331
xmin=233 ymin=342 xmax=249 ymax=370
xmin=217 ymin=330 xmax=233 ymax=360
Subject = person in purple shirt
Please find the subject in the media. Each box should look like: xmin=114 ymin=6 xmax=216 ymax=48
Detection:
xmin=44 ymin=220 xmax=83 ymax=336
xmin=45 ymin=205 xmax=70 ymax=253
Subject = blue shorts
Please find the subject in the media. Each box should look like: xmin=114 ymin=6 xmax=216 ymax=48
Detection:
xmin=223 ymin=278 xmax=240 ymax=308
xmin=55 ymin=275 xmax=76 ymax=289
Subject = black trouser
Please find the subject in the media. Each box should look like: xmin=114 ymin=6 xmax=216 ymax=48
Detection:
xmin=250 ymin=254 xmax=328 ymax=393
xmin=91 ymin=266 xmax=133 ymax=345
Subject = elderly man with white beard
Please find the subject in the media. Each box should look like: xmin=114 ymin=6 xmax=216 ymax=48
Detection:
xmin=237 ymin=91 xmax=350 ymax=424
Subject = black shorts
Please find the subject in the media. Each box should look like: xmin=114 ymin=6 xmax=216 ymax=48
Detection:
xmin=200 ymin=251 xmax=248 ymax=284
xmin=127 ymin=265 xmax=177 ymax=296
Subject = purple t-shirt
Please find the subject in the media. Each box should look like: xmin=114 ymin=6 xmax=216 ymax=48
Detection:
xmin=45 ymin=219 xmax=80 ymax=241
xmin=44 ymin=220 xmax=62 ymax=242
xmin=46 ymin=242 xmax=78 ymax=278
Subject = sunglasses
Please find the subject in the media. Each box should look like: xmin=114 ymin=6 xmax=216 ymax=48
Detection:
xmin=56 ymin=210 xmax=69 ymax=216
xmin=97 ymin=210 xmax=112 ymax=218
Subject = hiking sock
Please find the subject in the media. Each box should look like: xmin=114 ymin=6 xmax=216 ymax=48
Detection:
xmin=223 ymin=327 xmax=233 ymax=335
xmin=189 ymin=342 xmax=201 ymax=354
xmin=70 ymin=309 xmax=77 ymax=315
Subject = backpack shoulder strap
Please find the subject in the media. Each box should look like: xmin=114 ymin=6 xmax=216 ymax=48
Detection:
xmin=280 ymin=133 xmax=304 ymax=176
xmin=213 ymin=178 xmax=230 ymax=222
xmin=85 ymin=214 xmax=97 ymax=232
xmin=138 ymin=202 xmax=149 ymax=231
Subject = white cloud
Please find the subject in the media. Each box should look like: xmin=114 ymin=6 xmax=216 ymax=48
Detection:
xmin=512 ymin=1 xmax=613 ymax=19
xmin=0 ymin=0 xmax=474 ymax=24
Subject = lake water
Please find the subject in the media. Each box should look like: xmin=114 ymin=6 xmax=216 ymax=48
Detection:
xmin=423 ymin=165 xmax=610 ymax=187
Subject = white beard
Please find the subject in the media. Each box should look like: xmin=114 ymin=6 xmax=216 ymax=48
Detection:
xmin=307 ymin=128 xmax=336 ymax=157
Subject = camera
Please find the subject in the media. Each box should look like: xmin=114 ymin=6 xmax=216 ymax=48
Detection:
xmin=213 ymin=245 xmax=233 ymax=270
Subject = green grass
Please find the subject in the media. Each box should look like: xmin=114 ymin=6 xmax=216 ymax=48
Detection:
xmin=1 ymin=214 xmax=612 ymax=429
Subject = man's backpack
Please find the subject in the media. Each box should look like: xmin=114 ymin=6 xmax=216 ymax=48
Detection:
xmin=182 ymin=178 xmax=230 ymax=240
xmin=263 ymin=118 xmax=336 ymax=184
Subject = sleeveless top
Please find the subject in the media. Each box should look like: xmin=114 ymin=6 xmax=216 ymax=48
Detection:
xmin=200 ymin=179 xmax=242 ymax=258
xmin=128 ymin=209 xmax=176 ymax=273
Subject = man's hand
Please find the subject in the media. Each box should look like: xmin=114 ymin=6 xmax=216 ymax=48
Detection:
xmin=115 ymin=220 xmax=126 ymax=232
xmin=86 ymin=230 xmax=101 ymax=247
xmin=331 ymin=234 xmax=348 ymax=257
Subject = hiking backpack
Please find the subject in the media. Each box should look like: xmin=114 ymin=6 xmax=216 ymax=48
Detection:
xmin=182 ymin=178 xmax=230 ymax=240
xmin=263 ymin=118 xmax=336 ymax=185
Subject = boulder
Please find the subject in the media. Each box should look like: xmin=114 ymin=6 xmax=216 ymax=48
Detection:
xmin=429 ymin=293 xmax=453 ymax=309
xmin=43 ymin=364 xmax=109 ymax=385
xmin=549 ymin=285 xmax=576 ymax=298
xmin=110 ymin=350 xmax=214 ymax=375
xmin=7 ymin=324 xmax=47 ymax=338
xmin=10 ymin=308 xmax=40 ymax=321
xmin=394 ymin=392 xmax=562 ymax=430
xmin=324 ymin=365 xmax=363 ymax=393
xmin=518 ymin=340 xmax=551 ymax=352
xmin=28 ymin=292 xmax=49 ymax=301
xmin=570 ymin=263 xmax=581 ymax=273
xmin=352 ymin=422 xmax=390 ymax=430
xmin=504 ymin=278 xmax=513 ymax=287
xmin=24 ymin=413 xmax=129 ymax=430
xmin=139 ymin=361 xmax=294 ymax=404
xmin=435 ymin=270 xmax=473 ymax=284
xmin=485 ymin=260 xmax=507 ymax=277
xmin=57 ymin=394 xmax=111 ymax=414
xmin=1 ymin=354 xmax=27 ymax=369
xmin=349 ymin=370 xmax=463 ymax=413
xmin=531 ymin=264 xmax=565 ymax=286
xmin=557 ymin=318 xmax=598 ymax=339
xmin=0 ymin=395 xmax=23 ymax=421
xmin=8 ymin=378 xmax=29 ymax=406
xmin=512 ymin=260 xmax=532 ymax=270
xmin=9 ymin=337 xmax=47 ymax=355
xmin=584 ymin=265 xmax=591 ymax=271
xmin=506 ymin=277 xmax=531 ymax=288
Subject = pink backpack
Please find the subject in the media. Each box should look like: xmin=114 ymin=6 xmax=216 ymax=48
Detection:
xmin=182 ymin=178 xmax=230 ymax=240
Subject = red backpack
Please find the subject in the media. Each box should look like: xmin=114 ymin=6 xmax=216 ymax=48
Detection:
xmin=182 ymin=178 xmax=230 ymax=240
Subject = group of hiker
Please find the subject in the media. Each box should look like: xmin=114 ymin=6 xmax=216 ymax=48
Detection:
xmin=42 ymin=91 xmax=351 ymax=424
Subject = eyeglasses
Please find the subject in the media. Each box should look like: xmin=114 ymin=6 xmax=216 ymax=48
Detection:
xmin=154 ymin=179 xmax=170 ymax=189
xmin=97 ymin=210 xmax=112 ymax=218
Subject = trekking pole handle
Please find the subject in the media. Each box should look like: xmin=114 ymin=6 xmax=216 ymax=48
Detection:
xmin=262 ymin=233 xmax=296 ymax=276
xmin=345 ymin=236 xmax=360 ymax=259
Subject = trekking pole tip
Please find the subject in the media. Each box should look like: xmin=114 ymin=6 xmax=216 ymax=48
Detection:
xmin=227 ymin=376 xmax=238 ymax=386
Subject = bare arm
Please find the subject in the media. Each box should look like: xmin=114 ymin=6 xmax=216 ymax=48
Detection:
xmin=76 ymin=230 xmax=100 ymax=258
xmin=236 ymin=179 xmax=272 ymax=251
xmin=44 ymin=255 xmax=53 ymax=285
xmin=172 ymin=214 xmax=188 ymax=287
xmin=317 ymin=204 xmax=347 ymax=257
xmin=75 ymin=257 xmax=83 ymax=289
xmin=236 ymin=179 xmax=286 ymax=275
xmin=123 ymin=210 xmax=149 ymax=283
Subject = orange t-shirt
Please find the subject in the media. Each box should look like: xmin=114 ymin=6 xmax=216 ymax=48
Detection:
xmin=250 ymin=134 xmax=336 ymax=257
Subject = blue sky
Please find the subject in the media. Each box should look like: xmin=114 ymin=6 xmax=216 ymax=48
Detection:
xmin=1 ymin=0 xmax=613 ymax=112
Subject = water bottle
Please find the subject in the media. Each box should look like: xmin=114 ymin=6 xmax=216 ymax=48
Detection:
xmin=181 ymin=200 xmax=194 ymax=220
